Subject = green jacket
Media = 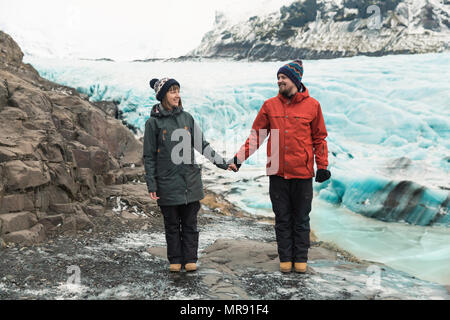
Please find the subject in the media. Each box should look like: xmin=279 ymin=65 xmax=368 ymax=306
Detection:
xmin=143 ymin=103 xmax=228 ymax=206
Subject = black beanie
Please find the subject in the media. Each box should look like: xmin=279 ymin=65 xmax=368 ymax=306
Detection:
xmin=149 ymin=77 xmax=180 ymax=101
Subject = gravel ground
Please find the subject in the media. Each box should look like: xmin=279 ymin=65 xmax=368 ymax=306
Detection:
xmin=1 ymin=192 xmax=449 ymax=300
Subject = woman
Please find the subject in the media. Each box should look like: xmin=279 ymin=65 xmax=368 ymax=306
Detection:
xmin=143 ymin=77 xmax=234 ymax=272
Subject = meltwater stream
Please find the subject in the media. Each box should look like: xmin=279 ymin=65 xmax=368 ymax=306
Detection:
xmin=25 ymin=53 xmax=450 ymax=285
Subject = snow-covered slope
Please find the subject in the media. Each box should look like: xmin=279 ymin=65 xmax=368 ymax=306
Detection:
xmin=187 ymin=0 xmax=450 ymax=60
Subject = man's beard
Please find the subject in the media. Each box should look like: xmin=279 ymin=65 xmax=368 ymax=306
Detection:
xmin=279 ymin=86 xmax=294 ymax=98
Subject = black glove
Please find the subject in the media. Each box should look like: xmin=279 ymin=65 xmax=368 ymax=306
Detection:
xmin=315 ymin=169 xmax=331 ymax=183
xmin=215 ymin=162 xmax=229 ymax=170
xmin=228 ymin=156 xmax=242 ymax=172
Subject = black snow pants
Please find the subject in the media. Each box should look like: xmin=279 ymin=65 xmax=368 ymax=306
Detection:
xmin=269 ymin=175 xmax=313 ymax=263
xmin=159 ymin=201 xmax=200 ymax=264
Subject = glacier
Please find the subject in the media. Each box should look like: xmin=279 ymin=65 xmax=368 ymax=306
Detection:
xmin=24 ymin=53 xmax=450 ymax=285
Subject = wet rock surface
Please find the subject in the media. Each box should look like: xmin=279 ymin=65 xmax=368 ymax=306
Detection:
xmin=0 ymin=185 xmax=448 ymax=300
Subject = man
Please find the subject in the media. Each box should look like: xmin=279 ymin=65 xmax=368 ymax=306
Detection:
xmin=231 ymin=60 xmax=331 ymax=273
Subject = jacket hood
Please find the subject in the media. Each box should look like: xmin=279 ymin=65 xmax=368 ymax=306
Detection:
xmin=277 ymin=84 xmax=310 ymax=104
xmin=150 ymin=103 xmax=182 ymax=118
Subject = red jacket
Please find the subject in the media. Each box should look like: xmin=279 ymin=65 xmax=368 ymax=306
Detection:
xmin=235 ymin=87 xmax=328 ymax=179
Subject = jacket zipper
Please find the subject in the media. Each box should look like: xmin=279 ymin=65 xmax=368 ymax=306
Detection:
xmin=183 ymin=173 xmax=188 ymax=205
xmin=175 ymin=112 xmax=188 ymax=205
xmin=304 ymin=147 xmax=314 ymax=177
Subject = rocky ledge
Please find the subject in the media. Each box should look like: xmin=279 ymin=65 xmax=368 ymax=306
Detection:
xmin=0 ymin=185 xmax=448 ymax=300
xmin=0 ymin=30 xmax=142 ymax=246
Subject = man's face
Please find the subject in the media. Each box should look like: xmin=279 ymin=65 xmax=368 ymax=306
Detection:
xmin=277 ymin=73 xmax=297 ymax=97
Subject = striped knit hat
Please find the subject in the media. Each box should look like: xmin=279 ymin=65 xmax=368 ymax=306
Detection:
xmin=149 ymin=77 xmax=180 ymax=101
xmin=277 ymin=60 xmax=304 ymax=91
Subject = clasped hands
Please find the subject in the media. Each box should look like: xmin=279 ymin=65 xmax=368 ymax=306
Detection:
xmin=150 ymin=162 xmax=330 ymax=201
xmin=223 ymin=159 xmax=331 ymax=185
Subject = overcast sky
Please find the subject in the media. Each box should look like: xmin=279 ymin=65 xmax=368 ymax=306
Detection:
xmin=0 ymin=0 xmax=294 ymax=60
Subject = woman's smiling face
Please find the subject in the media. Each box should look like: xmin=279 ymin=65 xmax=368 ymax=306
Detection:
xmin=164 ymin=85 xmax=180 ymax=108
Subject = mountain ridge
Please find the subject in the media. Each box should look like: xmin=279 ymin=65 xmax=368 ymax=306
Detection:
xmin=184 ymin=0 xmax=450 ymax=61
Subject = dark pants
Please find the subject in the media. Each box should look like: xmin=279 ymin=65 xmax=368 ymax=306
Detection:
xmin=269 ymin=175 xmax=313 ymax=263
xmin=159 ymin=201 xmax=200 ymax=264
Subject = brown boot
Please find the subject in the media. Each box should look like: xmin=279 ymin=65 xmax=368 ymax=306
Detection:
xmin=185 ymin=263 xmax=197 ymax=272
xmin=169 ymin=264 xmax=182 ymax=272
xmin=280 ymin=262 xmax=292 ymax=273
xmin=294 ymin=262 xmax=307 ymax=273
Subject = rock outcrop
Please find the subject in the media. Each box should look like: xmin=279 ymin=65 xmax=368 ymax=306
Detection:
xmin=0 ymin=30 xmax=144 ymax=246
xmin=185 ymin=0 xmax=450 ymax=61
xmin=147 ymin=237 xmax=450 ymax=299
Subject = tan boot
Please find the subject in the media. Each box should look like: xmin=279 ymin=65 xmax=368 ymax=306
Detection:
xmin=185 ymin=263 xmax=197 ymax=272
xmin=169 ymin=264 xmax=182 ymax=272
xmin=280 ymin=262 xmax=292 ymax=273
xmin=294 ymin=262 xmax=307 ymax=273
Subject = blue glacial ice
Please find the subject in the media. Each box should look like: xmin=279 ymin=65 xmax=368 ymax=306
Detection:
xmin=24 ymin=53 xmax=450 ymax=285
xmin=26 ymin=53 xmax=450 ymax=227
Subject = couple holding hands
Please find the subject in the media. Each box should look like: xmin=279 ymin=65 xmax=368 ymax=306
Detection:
xmin=143 ymin=60 xmax=331 ymax=273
